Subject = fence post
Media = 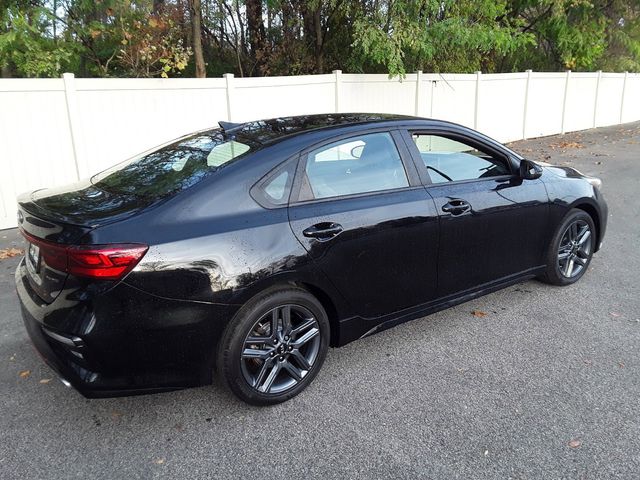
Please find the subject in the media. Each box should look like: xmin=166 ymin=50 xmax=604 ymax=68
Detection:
xmin=619 ymin=71 xmax=628 ymax=124
xmin=333 ymin=70 xmax=342 ymax=113
xmin=522 ymin=69 xmax=532 ymax=139
xmin=62 ymin=73 xmax=83 ymax=180
xmin=414 ymin=70 xmax=423 ymax=116
xmin=474 ymin=71 xmax=481 ymax=130
xmin=560 ymin=70 xmax=571 ymax=134
xmin=429 ymin=78 xmax=435 ymax=118
xmin=224 ymin=73 xmax=235 ymax=121
xmin=593 ymin=70 xmax=602 ymax=128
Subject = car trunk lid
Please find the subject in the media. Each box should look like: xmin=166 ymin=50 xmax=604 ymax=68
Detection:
xmin=17 ymin=181 xmax=154 ymax=303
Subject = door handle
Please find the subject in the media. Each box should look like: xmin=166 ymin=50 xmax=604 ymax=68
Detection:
xmin=302 ymin=222 xmax=343 ymax=240
xmin=442 ymin=199 xmax=471 ymax=216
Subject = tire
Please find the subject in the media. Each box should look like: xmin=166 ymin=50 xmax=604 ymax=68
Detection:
xmin=539 ymin=208 xmax=596 ymax=286
xmin=217 ymin=287 xmax=330 ymax=405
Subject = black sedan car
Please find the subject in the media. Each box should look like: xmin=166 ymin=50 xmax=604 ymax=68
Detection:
xmin=15 ymin=113 xmax=607 ymax=405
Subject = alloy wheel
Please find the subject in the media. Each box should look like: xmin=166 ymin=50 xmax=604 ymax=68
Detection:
xmin=557 ymin=219 xmax=592 ymax=278
xmin=240 ymin=304 xmax=321 ymax=394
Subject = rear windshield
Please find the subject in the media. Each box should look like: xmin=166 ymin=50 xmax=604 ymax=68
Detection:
xmin=91 ymin=130 xmax=256 ymax=198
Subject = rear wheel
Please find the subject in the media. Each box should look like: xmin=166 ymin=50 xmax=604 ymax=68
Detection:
xmin=539 ymin=209 xmax=596 ymax=286
xmin=217 ymin=287 xmax=329 ymax=405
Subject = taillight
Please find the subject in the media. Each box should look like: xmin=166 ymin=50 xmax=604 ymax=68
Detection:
xmin=67 ymin=245 xmax=148 ymax=280
xmin=20 ymin=230 xmax=148 ymax=281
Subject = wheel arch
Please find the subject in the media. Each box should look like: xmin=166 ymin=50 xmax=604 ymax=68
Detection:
xmin=228 ymin=274 xmax=347 ymax=347
xmin=571 ymin=200 xmax=601 ymax=251
xmin=295 ymin=281 xmax=340 ymax=347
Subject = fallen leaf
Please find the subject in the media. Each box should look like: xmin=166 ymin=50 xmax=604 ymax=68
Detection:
xmin=0 ymin=248 xmax=24 ymax=260
xmin=19 ymin=370 xmax=31 ymax=378
xmin=618 ymin=362 xmax=625 ymax=368
xmin=549 ymin=141 xmax=584 ymax=150
xmin=154 ymin=458 xmax=165 ymax=465
xmin=568 ymin=439 xmax=582 ymax=448
xmin=39 ymin=378 xmax=52 ymax=384
xmin=472 ymin=310 xmax=487 ymax=318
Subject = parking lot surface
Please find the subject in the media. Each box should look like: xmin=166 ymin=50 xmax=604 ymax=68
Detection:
xmin=1 ymin=122 xmax=639 ymax=479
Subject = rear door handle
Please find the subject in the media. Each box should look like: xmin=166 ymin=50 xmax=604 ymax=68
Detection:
xmin=302 ymin=222 xmax=343 ymax=240
xmin=442 ymin=199 xmax=471 ymax=216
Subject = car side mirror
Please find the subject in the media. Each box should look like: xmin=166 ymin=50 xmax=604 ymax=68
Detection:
xmin=519 ymin=159 xmax=543 ymax=180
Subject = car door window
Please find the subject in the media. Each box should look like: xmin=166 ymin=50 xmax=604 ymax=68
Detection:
xmin=303 ymin=132 xmax=409 ymax=200
xmin=412 ymin=134 xmax=510 ymax=183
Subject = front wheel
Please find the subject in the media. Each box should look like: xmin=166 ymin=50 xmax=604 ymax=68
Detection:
xmin=217 ymin=288 xmax=330 ymax=405
xmin=539 ymin=209 xmax=596 ymax=286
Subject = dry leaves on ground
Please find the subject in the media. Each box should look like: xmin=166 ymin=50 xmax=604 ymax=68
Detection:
xmin=471 ymin=310 xmax=487 ymax=318
xmin=0 ymin=248 xmax=24 ymax=260
xmin=19 ymin=370 xmax=31 ymax=378
xmin=549 ymin=141 xmax=584 ymax=150
xmin=568 ymin=439 xmax=582 ymax=448
xmin=39 ymin=378 xmax=52 ymax=384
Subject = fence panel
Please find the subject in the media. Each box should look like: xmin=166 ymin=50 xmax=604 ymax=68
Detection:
xmin=478 ymin=72 xmax=528 ymax=143
xmin=0 ymin=71 xmax=639 ymax=230
xmin=341 ymin=73 xmax=417 ymax=115
xmin=564 ymin=73 xmax=599 ymax=133
xmin=0 ymin=80 xmax=78 ymax=229
xmin=74 ymin=78 xmax=229 ymax=175
xmin=234 ymin=74 xmax=336 ymax=121
xmin=525 ymin=73 xmax=567 ymax=138
xmin=428 ymin=74 xmax=476 ymax=129
xmin=595 ymin=73 xmax=626 ymax=128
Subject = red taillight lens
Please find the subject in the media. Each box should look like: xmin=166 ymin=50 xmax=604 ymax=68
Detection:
xmin=67 ymin=245 xmax=148 ymax=280
xmin=20 ymin=230 xmax=148 ymax=281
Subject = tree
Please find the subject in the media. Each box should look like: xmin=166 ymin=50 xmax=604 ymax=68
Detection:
xmin=189 ymin=0 xmax=206 ymax=77
xmin=0 ymin=1 xmax=76 ymax=77
xmin=245 ymin=0 xmax=266 ymax=75
xmin=1 ymin=0 xmax=639 ymax=78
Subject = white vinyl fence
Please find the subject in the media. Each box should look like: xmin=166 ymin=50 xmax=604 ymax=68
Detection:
xmin=0 ymin=70 xmax=639 ymax=230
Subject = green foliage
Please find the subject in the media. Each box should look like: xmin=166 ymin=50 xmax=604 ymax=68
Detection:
xmin=353 ymin=0 xmax=535 ymax=75
xmin=1 ymin=0 xmax=639 ymax=78
xmin=0 ymin=5 xmax=76 ymax=77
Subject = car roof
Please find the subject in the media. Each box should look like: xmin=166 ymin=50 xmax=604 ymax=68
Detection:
xmin=228 ymin=113 xmax=420 ymax=145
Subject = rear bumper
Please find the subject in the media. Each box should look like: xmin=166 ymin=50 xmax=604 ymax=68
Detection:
xmin=15 ymin=259 xmax=239 ymax=398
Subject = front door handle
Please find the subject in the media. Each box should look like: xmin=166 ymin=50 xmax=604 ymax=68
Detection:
xmin=302 ymin=222 xmax=343 ymax=240
xmin=442 ymin=199 xmax=471 ymax=216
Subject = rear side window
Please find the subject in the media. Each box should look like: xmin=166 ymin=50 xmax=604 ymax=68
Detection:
xmin=251 ymin=159 xmax=296 ymax=208
xmin=412 ymin=134 xmax=510 ymax=183
xmin=302 ymin=132 xmax=408 ymax=200
xmin=263 ymin=170 xmax=290 ymax=204
xmin=91 ymin=131 xmax=256 ymax=198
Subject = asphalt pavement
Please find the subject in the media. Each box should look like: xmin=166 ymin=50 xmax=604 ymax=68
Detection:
xmin=1 ymin=122 xmax=639 ymax=479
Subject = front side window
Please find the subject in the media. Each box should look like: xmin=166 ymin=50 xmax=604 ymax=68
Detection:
xmin=303 ymin=132 xmax=409 ymax=200
xmin=412 ymin=134 xmax=510 ymax=183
